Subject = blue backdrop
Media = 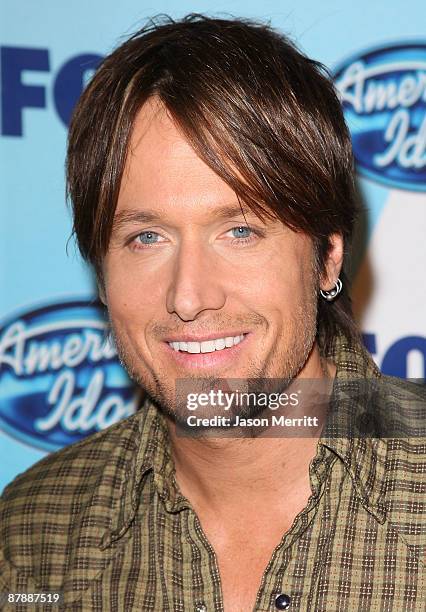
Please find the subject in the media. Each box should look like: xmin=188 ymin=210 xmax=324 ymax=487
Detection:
xmin=1 ymin=0 xmax=425 ymax=492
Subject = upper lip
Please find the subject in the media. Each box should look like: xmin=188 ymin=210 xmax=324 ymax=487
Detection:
xmin=164 ymin=332 xmax=248 ymax=343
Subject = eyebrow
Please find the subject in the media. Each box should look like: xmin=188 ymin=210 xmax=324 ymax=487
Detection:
xmin=111 ymin=203 xmax=251 ymax=234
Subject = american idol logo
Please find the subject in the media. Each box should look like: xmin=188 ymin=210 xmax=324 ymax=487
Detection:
xmin=0 ymin=299 xmax=140 ymax=451
xmin=334 ymin=42 xmax=426 ymax=191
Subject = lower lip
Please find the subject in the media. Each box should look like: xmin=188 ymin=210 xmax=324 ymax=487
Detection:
xmin=163 ymin=334 xmax=251 ymax=369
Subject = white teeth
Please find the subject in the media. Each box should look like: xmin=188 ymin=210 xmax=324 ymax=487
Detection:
xmin=201 ymin=340 xmax=215 ymax=353
xmin=214 ymin=338 xmax=226 ymax=350
xmin=168 ymin=334 xmax=245 ymax=353
xmin=187 ymin=342 xmax=200 ymax=353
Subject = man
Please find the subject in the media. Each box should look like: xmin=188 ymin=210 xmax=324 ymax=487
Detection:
xmin=1 ymin=14 xmax=425 ymax=612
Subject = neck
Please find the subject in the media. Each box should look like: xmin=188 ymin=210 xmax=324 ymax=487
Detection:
xmin=167 ymin=341 xmax=336 ymax=516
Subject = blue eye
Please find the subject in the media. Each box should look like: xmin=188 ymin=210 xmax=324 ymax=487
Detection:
xmin=231 ymin=226 xmax=252 ymax=238
xmin=137 ymin=231 xmax=159 ymax=244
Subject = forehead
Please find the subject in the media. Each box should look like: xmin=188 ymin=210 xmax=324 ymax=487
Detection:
xmin=117 ymin=97 xmax=240 ymax=221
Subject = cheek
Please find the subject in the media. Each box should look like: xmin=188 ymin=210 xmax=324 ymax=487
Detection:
xmin=103 ymin=260 xmax=165 ymax=329
xmin=233 ymin=240 xmax=316 ymax=346
xmin=235 ymin=247 xmax=311 ymax=309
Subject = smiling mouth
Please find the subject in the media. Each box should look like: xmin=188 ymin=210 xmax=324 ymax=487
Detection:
xmin=167 ymin=334 xmax=246 ymax=354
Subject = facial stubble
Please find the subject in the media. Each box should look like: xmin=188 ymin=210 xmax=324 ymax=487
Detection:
xmin=107 ymin=283 xmax=318 ymax=428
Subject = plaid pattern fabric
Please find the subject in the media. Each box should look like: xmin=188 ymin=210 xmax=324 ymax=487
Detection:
xmin=1 ymin=335 xmax=425 ymax=611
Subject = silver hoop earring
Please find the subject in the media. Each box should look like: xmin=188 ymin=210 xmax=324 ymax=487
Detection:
xmin=320 ymin=278 xmax=342 ymax=301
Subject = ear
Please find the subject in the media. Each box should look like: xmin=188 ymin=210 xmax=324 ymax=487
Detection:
xmin=320 ymin=233 xmax=344 ymax=291
xmin=97 ymin=274 xmax=107 ymax=306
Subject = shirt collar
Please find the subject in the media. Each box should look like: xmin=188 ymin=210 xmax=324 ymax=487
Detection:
xmin=102 ymin=332 xmax=388 ymax=548
xmin=319 ymin=333 xmax=388 ymax=523
xmin=100 ymin=396 xmax=189 ymax=548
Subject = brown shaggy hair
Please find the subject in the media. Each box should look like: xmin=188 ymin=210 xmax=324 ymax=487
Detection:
xmin=66 ymin=13 xmax=361 ymax=354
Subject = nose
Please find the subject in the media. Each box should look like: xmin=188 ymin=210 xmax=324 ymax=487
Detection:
xmin=166 ymin=239 xmax=226 ymax=321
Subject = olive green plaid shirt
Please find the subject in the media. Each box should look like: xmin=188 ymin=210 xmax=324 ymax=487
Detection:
xmin=1 ymin=336 xmax=425 ymax=611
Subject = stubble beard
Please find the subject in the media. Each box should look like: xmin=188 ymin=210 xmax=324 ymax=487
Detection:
xmin=108 ymin=294 xmax=318 ymax=429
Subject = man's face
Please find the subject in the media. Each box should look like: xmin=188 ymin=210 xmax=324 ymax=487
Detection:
xmin=102 ymin=97 xmax=319 ymax=421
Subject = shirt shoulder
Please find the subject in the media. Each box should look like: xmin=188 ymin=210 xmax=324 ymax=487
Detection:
xmin=378 ymin=375 xmax=425 ymax=439
xmin=378 ymin=377 xmax=426 ymax=560
xmin=0 ymin=408 xmax=152 ymax=593
xmin=1 ymin=408 xmax=141 ymax=504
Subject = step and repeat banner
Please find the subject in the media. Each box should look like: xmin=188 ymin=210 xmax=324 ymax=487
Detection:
xmin=1 ymin=0 xmax=425 ymax=492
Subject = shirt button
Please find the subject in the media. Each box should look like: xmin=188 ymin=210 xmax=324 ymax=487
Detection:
xmin=275 ymin=593 xmax=291 ymax=610
xmin=195 ymin=604 xmax=207 ymax=612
